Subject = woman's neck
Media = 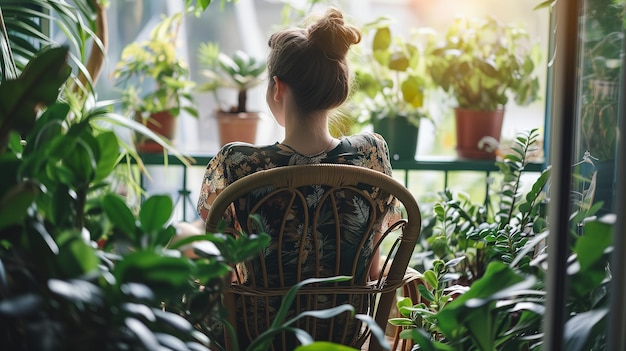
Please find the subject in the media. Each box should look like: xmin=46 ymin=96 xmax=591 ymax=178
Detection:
xmin=282 ymin=110 xmax=336 ymax=156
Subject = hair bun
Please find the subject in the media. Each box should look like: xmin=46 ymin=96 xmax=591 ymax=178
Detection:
xmin=307 ymin=8 xmax=361 ymax=60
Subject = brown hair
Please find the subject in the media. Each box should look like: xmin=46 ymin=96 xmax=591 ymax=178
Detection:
xmin=267 ymin=8 xmax=361 ymax=114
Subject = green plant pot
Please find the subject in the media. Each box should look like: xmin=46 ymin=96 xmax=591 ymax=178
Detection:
xmin=372 ymin=116 xmax=419 ymax=161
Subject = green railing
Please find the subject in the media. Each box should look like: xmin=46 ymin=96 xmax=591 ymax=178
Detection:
xmin=135 ymin=153 xmax=545 ymax=221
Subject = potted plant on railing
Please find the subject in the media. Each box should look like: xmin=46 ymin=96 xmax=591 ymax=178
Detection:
xmin=113 ymin=12 xmax=198 ymax=153
xmin=429 ymin=16 xmax=541 ymax=160
xmin=352 ymin=17 xmax=434 ymax=161
xmin=197 ymin=42 xmax=266 ymax=146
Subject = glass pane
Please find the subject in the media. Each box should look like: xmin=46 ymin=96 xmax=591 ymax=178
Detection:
xmin=95 ymin=0 xmax=551 ymax=158
xmin=576 ymin=0 xmax=623 ymax=216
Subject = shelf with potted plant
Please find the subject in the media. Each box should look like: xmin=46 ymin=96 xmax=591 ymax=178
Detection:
xmin=429 ymin=16 xmax=541 ymax=160
xmin=352 ymin=17 xmax=434 ymax=161
xmin=197 ymin=42 xmax=266 ymax=146
xmin=113 ymin=12 xmax=198 ymax=153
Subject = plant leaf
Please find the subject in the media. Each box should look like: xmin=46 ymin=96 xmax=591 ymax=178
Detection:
xmin=139 ymin=195 xmax=173 ymax=235
xmin=102 ymin=193 xmax=137 ymax=236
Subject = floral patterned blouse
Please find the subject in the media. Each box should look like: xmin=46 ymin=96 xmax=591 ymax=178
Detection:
xmin=197 ymin=131 xmax=401 ymax=282
xmin=197 ymin=132 xmax=395 ymax=223
xmin=196 ymin=132 xmax=399 ymax=347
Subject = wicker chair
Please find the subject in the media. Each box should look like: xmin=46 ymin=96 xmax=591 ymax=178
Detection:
xmin=205 ymin=164 xmax=422 ymax=351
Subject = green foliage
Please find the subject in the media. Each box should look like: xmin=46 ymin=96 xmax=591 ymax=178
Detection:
xmin=352 ymin=17 xmax=434 ymax=127
xmin=197 ymin=42 xmax=266 ymax=113
xmin=0 ymin=0 xmax=103 ymax=92
xmin=196 ymin=219 xmax=271 ymax=264
xmin=429 ymin=16 xmax=541 ymax=111
xmin=1 ymin=1 xmax=199 ymax=175
xmin=396 ymin=262 xmax=544 ymax=351
xmin=0 ymin=46 xmax=211 ymax=349
xmin=392 ymin=129 xmax=549 ymax=350
xmin=185 ymin=0 xmax=239 ymax=15
xmin=436 ymin=262 xmax=541 ymax=350
xmin=0 ymin=46 xmax=71 ymax=151
xmin=489 ymin=130 xmax=550 ymax=268
xmin=420 ymin=129 xmax=548 ymax=285
xmin=392 ymin=128 xmax=614 ymax=350
xmin=0 ymin=42 xmax=270 ymax=350
xmin=113 ymin=12 xmax=197 ymax=119
xmin=395 ymin=216 xmax=614 ymax=351
xmin=390 ymin=258 xmax=465 ymax=341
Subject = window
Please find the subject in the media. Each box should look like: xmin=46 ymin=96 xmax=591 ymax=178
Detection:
xmin=96 ymin=0 xmax=551 ymax=219
xmin=98 ymin=0 xmax=550 ymax=154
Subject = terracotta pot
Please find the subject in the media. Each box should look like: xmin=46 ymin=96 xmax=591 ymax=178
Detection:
xmin=216 ymin=111 xmax=260 ymax=146
xmin=454 ymin=108 xmax=504 ymax=160
xmin=135 ymin=110 xmax=176 ymax=153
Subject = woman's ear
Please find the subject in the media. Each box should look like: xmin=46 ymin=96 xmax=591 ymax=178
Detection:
xmin=272 ymin=76 xmax=284 ymax=102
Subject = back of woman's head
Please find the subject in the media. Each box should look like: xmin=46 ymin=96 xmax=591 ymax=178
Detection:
xmin=267 ymin=8 xmax=361 ymax=114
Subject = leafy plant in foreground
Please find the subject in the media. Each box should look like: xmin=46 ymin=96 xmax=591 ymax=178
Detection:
xmin=420 ymin=128 xmax=549 ymax=286
xmin=391 ymin=128 xmax=614 ymax=350
xmin=0 ymin=46 xmax=209 ymax=350
xmin=393 ymin=261 xmax=544 ymax=351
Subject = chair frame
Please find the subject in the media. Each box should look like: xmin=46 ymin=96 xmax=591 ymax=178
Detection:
xmin=206 ymin=164 xmax=421 ymax=351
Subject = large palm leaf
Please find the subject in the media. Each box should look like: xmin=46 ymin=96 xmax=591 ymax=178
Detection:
xmin=0 ymin=0 xmax=226 ymax=169
xmin=0 ymin=0 xmax=105 ymax=94
xmin=0 ymin=0 xmax=232 ymax=93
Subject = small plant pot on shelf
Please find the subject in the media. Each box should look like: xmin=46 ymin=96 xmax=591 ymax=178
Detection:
xmin=454 ymin=108 xmax=504 ymax=160
xmin=135 ymin=110 xmax=176 ymax=153
xmin=372 ymin=115 xmax=419 ymax=161
xmin=216 ymin=111 xmax=260 ymax=146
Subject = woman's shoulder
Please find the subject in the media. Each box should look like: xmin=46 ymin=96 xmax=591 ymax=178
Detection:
xmin=342 ymin=131 xmax=388 ymax=148
xmin=209 ymin=142 xmax=281 ymax=174
xmin=217 ymin=142 xmax=279 ymax=157
xmin=339 ymin=132 xmax=391 ymax=175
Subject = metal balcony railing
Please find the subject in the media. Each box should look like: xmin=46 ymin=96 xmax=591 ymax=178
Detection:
xmin=134 ymin=153 xmax=545 ymax=222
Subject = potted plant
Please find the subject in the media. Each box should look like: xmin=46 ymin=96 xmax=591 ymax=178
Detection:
xmin=352 ymin=17 xmax=434 ymax=161
xmin=197 ymin=42 xmax=266 ymax=146
xmin=113 ymin=12 xmax=198 ymax=153
xmin=429 ymin=16 xmax=541 ymax=160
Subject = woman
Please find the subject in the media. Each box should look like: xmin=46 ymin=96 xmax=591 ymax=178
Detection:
xmin=195 ymin=7 xmax=400 ymax=348
xmin=197 ymin=7 xmax=398 ymax=276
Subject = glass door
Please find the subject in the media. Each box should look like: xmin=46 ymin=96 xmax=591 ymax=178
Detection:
xmin=576 ymin=0 xmax=623 ymax=215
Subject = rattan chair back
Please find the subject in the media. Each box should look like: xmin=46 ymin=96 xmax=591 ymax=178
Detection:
xmin=206 ymin=164 xmax=421 ymax=351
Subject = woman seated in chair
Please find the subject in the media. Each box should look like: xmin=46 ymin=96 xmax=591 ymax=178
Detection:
xmin=195 ymin=7 xmax=400 ymax=349
xmin=197 ymin=7 xmax=397 ymax=271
